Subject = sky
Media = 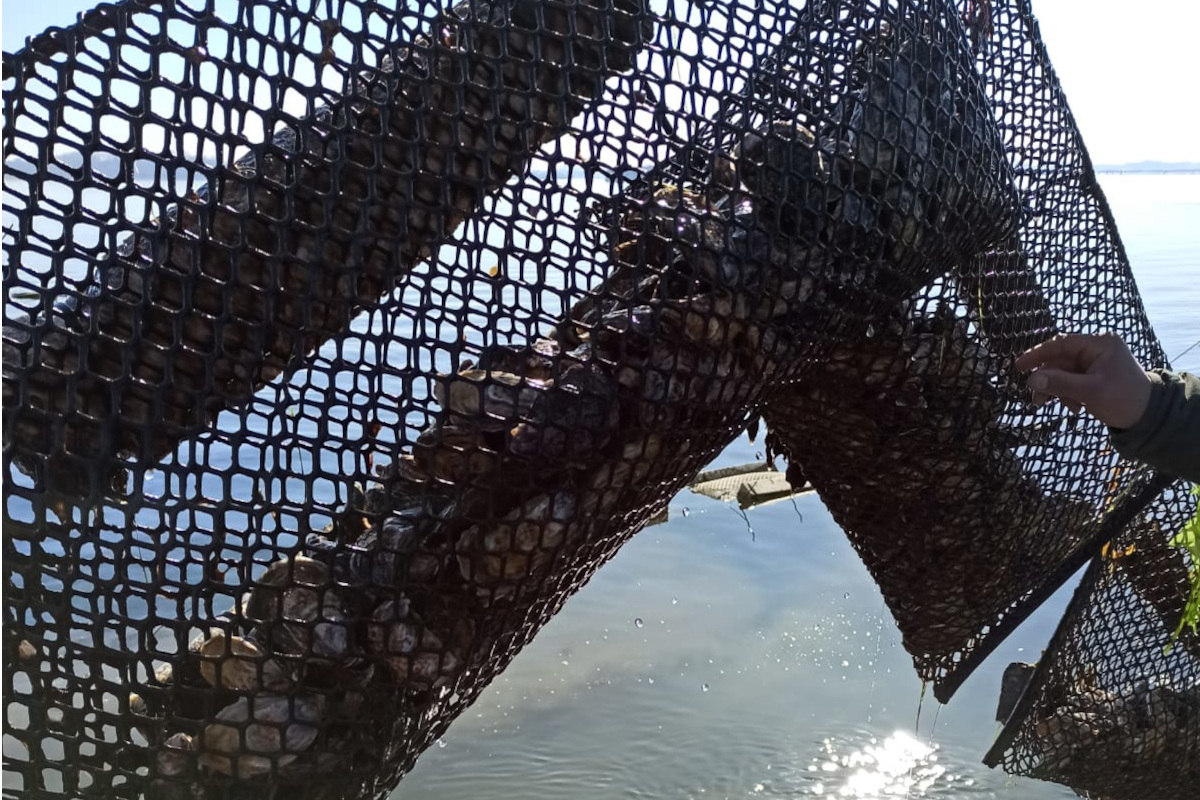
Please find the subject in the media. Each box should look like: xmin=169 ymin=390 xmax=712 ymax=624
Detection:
xmin=1 ymin=0 xmax=1198 ymax=166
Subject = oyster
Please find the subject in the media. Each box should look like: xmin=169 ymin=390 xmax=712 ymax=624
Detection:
xmin=156 ymin=732 xmax=195 ymax=779
xmin=246 ymin=556 xmax=350 ymax=660
xmin=414 ymin=424 xmax=503 ymax=485
xmin=197 ymin=694 xmax=326 ymax=779
xmin=197 ymin=631 xmax=297 ymax=692
xmin=433 ymin=369 xmax=547 ymax=421
xmin=455 ymin=492 xmax=579 ymax=601
xmin=349 ymin=515 xmax=446 ymax=588
xmin=367 ymin=598 xmax=458 ymax=689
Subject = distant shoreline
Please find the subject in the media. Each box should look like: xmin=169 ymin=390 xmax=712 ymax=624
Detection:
xmin=1095 ymin=169 xmax=1200 ymax=175
xmin=1093 ymin=162 xmax=1200 ymax=175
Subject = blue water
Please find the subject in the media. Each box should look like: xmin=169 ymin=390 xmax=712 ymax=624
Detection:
xmin=1101 ymin=174 xmax=1200 ymax=375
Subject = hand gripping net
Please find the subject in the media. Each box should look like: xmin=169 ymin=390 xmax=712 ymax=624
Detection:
xmin=2 ymin=0 xmax=1195 ymax=798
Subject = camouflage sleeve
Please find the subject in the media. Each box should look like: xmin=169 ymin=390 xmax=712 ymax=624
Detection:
xmin=1109 ymin=369 xmax=1200 ymax=484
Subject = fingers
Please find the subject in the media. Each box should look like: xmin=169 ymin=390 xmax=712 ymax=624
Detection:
xmin=1026 ymin=367 xmax=1100 ymax=407
xmin=1017 ymin=332 xmax=1150 ymax=427
xmin=1015 ymin=333 xmax=1104 ymax=373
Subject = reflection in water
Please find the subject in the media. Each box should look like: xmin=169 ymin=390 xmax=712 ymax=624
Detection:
xmin=797 ymin=730 xmax=974 ymax=797
xmin=396 ymin=450 xmax=1079 ymax=800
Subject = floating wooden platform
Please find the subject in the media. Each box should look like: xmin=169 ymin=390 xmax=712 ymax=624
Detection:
xmin=689 ymin=462 xmax=812 ymax=510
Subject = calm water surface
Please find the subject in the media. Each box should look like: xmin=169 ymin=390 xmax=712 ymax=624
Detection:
xmin=392 ymin=174 xmax=1199 ymax=800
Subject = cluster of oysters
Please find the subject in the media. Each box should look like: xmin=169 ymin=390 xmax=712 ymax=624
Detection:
xmin=126 ymin=9 xmax=1105 ymax=798
xmin=113 ymin=0 xmax=651 ymax=791
xmin=1030 ymin=671 xmax=1199 ymax=782
xmin=1 ymin=0 xmax=651 ymax=498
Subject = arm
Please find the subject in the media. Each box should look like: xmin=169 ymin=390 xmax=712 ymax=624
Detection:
xmin=1109 ymin=369 xmax=1200 ymax=484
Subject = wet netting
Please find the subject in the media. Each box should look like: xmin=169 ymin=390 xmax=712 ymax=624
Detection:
xmin=1 ymin=0 xmax=1195 ymax=797
xmin=985 ymin=479 xmax=1200 ymax=800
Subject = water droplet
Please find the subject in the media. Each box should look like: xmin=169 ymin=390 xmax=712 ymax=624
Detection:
xmin=671 ymin=597 xmax=678 ymax=605
xmin=634 ymin=618 xmax=644 ymax=628
xmin=647 ymin=677 xmax=654 ymax=684
xmin=843 ymin=592 xmax=850 ymax=599
xmin=681 ymin=507 xmax=690 ymax=517
xmin=436 ymin=738 xmax=447 ymax=749
xmin=702 ymin=683 xmax=710 ymax=692
xmin=841 ymin=660 xmax=850 ymax=667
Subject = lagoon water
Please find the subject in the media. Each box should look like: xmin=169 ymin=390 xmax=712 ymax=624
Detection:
xmin=390 ymin=174 xmax=1199 ymax=800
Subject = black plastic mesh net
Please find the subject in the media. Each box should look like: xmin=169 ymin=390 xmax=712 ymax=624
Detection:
xmin=2 ymin=0 xmax=1195 ymax=798
xmin=985 ymin=477 xmax=1199 ymax=800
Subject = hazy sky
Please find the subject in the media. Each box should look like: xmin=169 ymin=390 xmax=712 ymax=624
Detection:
xmin=2 ymin=0 xmax=1198 ymax=165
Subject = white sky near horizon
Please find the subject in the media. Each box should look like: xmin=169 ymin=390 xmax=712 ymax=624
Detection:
xmin=1 ymin=0 xmax=1197 ymax=166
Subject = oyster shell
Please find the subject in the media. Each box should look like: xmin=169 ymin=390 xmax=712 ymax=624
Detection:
xmin=156 ymin=732 xmax=195 ymax=779
xmin=246 ymin=556 xmax=350 ymax=660
xmin=455 ymin=492 xmax=578 ymax=601
xmin=434 ymin=369 xmax=547 ymax=420
xmin=414 ymin=424 xmax=502 ymax=485
xmin=367 ymin=599 xmax=459 ymax=689
xmin=198 ymin=694 xmax=326 ymax=778
xmin=349 ymin=515 xmax=446 ymax=588
xmin=198 ymin=631 xmax=297 ymax=692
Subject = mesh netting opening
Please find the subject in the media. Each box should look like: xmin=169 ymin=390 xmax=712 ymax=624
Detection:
xmin=3 ymin=0 xmax=1194 ymax=798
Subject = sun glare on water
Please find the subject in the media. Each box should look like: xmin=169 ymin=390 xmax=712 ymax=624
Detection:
xmin=797 ymin=730 xmax=977 ymax=798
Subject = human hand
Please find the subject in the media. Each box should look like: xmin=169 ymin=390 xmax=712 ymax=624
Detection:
xmin=1015 ymin=333 xmax=1154 ymax=430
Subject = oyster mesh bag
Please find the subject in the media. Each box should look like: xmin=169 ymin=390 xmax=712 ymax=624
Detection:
xmin=985 ymin=479 xmax=1200 ymax=800
xmin=2 ymin=0 xmax=1194 ymax=798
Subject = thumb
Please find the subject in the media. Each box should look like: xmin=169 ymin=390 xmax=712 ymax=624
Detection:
xmin=1027 ymin=367 xmax=1100 ymax=406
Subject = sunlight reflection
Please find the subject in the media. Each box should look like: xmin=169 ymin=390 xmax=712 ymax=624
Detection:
xmin=803 ymin=731 xmax=978 ymax=797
